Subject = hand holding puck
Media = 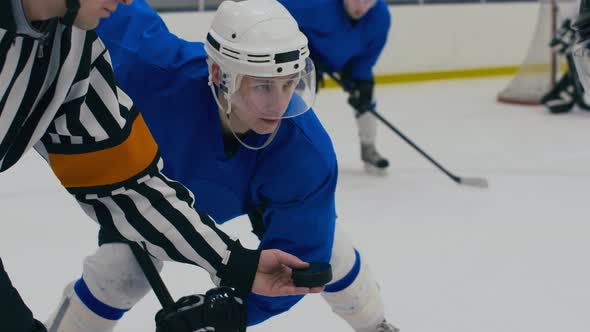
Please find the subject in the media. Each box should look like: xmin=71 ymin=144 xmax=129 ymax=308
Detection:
xmin=292 ymin=262 xmax=332 ymax=288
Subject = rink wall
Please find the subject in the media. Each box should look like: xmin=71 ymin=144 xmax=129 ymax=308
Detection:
xmin=159 ymin=2 xmax=542 ymax=84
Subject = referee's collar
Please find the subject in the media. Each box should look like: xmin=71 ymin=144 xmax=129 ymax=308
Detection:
xmin=10 ymin=0 xmax=45 ymax=39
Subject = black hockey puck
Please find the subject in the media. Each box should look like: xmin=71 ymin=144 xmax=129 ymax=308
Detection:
xmin=292 ymin=262 xmax=332 ymax=288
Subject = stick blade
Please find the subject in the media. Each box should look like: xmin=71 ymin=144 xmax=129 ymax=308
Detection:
xmin=459 ymin=177 xmax=489 ymax=188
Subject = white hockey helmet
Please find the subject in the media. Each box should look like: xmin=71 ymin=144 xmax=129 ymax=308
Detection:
xmin=205 ymin=0 xmax=316 ymax=121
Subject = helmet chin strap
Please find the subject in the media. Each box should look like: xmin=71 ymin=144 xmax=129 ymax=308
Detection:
xmin=208 ymin=77 xmax=281 ymax=151
xmin=61 ymin=0 xmax=80 ymax=26
xmin=226 ymin=112 xmax=281 ymax=151
xmin=62 ymin=0 xmax=80 ymax=26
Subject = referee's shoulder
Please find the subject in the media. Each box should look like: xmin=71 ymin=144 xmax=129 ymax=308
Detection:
xmin=1 ymin=1 xmax=17 ymax=32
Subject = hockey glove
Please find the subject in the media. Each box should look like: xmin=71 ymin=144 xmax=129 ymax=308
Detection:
xmin=312 ymin=58 xmax=327 ymax=92
xmin=31 ymin=320 xmax=47 ymax=332
xmin=155 ymin=287 xmax=246 ymax=332
xmin=346 ymin=79 xmax=375 ymax=114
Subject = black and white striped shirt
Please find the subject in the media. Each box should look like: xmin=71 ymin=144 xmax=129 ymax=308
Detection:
xmin=0 ymin=0 xmax=258 ymax=296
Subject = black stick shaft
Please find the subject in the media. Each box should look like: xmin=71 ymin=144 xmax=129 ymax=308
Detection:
xmin=367 ymin=109 xmax=461 ymax=184
xmin=325 ymin=72 xmax=462 ymax=184
xmin=129 ymin=242 xmax=175 ymax=310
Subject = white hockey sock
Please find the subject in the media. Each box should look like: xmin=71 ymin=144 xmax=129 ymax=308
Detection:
xmin=322 ymin=225 xmax=385 ymax=332
xmin=46 ymin=243 xmax=162 ymax=332
xmin=356 ymin=111 xmax=377 ymax=145
xmin=45 ymin=282 xmax=118 ymax=332
xmin=81 ymin=243 xmax=161 ymax=310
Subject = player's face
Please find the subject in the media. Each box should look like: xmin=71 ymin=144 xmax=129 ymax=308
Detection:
xmin=74 ymin=0 xmax=133 ymax=30
xmin=232 ymin=74 xmax=299 ymax=134
xmin=343 ymin=0 xmax=377 ymax=19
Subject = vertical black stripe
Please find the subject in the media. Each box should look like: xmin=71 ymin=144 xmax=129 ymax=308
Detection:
xmin=1 ymin=75 xmax=61 ymax=170
xmin=85 ymin=86 xmax=122 ymax=135
xmin=118 ymin=103 xmax=130 ymax=120
xmin=86 ymin=32 xmax=99 ymax=50
xmin=63 ymin=98 xmax=90 ymax=138
xmin=134 ymin=179 xmax=226 ymax=269
xmin=0 ymin=40 xmax=37 ymax=158
xmin=60 ymin=32 xmax=92 ymax=140
xmin=59 ymin=26 xmax=72 ymax=65
xmin=1 ymin=38 xmax=51 ymax=126
xmin=155 ymin=173 xmax=234 ymax=245
xmin=0 ymin=33 xmax=69 ymax=170
xmin=71 ymin=35 xmax=91 ymax=83
xmin=93 ymin=55 xmax=118 ymax=95
xmin=109 ymin=193 xmax=195 ymax=265
xmin=0 ymin=31 xmax=15 ymax=74
xmin=154 ymin=172 xmax=195 ymax=207
xmin=91 ymin=54 xmax=128 ymax=128
xmin=116 ymin=88 xmax=133 ymax=120
xmin=1 ymin=25 xmax=70 ymax=170
xmin=77 ymin=195 xmax=121 ymax=244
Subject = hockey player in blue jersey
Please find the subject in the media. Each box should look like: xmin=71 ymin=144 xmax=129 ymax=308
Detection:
xmin=280 ymin=0 xmax=392 ymax=173
xmin=46 ymin=0 xmax=399 ymax=331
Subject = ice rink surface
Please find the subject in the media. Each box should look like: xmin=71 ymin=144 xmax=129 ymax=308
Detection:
xmin=1 ymin=77 xmax=589 ymax=332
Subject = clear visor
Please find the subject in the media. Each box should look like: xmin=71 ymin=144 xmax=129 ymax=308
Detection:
xmin=229 ymin=58 xmax=316 ymax=120
xmin=573 ymin=39 xmax=590 ymax=93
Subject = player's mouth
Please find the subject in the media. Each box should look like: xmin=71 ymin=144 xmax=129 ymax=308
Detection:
xmin=260 ymin=118 xmax=280 ymax=126
xmin=104 ymin=5 xmax=117 ymax=14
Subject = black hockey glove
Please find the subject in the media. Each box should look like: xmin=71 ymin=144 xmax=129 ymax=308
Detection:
xmin=346 ymin=79 xmax=375 ymax=115
xmin=550 ymin=18 xmax=576 ymax=55
xmin=31 ymin=320 xmax=47 ymax=332
xmin=337 ymin=64 xmax=375 ymax=114
xmin=312 ymin=57 xmax=327 ymax=92
xmin=155 ymin=287 xmax=247 ymax=332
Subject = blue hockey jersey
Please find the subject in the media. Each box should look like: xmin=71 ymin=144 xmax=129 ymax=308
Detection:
xmin=96 ymin=0 xmax=337 ymax=325
xmin=280 ymin=0 xmax=391 ymax=80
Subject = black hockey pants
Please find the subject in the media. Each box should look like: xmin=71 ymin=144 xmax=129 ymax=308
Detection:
xmin=0 ymin=257 xmax=46 ymax=331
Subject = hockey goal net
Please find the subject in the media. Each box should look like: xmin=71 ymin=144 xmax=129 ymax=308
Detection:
xmin=497 ymin=0 xmax=568 ymax=105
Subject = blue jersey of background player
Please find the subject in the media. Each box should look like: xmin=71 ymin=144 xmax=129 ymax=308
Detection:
xmin=57 ymin=1 xmax=399 ymax=332
xmin=281 ymin=0 xmax=392 ymax=173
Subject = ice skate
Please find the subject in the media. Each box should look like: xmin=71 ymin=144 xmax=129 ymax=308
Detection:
xmin=373 ymin=319 xmax=400 ymax=332
xmin=361 ymin=143 xmax=389 ymax=174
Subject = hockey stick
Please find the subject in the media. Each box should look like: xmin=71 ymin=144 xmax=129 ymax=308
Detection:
xmin=326 ymin=72 xmax=489 ymax=188
xmin=366 ymin=109 xmax=488 ymax=188
xmin=129 ymin=242 xmax=176 ymax=311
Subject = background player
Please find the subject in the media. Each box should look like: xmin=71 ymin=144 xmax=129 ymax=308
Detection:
xmin=279 ymin=0 xmax=392 ymax=173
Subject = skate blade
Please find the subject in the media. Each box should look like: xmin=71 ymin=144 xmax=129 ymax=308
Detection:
xmin=364 ymin=162 xmax=388 ymax=176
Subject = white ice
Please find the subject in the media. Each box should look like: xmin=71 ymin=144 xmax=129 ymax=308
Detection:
xmin=1 ymin=77 xmax=589 ymax=332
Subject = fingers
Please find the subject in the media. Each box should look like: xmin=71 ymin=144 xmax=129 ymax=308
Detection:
xmin=277 ymin=276 xmax=325 ymax=296
xmin=252 ymin=270 xmax=326 ymax=297
xmin=309 ymin=286 xmax=324 ymax=293
xmin=273 ymin=250 xmax=309 ymax=269
xmin=277 ymin=284 xmax=321 ymax=296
